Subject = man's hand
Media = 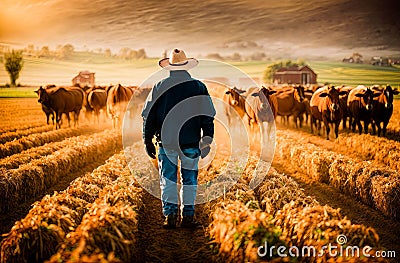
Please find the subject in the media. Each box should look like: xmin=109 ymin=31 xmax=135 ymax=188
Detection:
xmin=145 ymin=141 xmax=156 ymax=159
xmin=199 ymin=136 xmax=213 ymax=159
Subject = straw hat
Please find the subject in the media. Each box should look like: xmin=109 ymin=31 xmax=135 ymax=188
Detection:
xmin=159 ymin=49 xmax=199 ymax=70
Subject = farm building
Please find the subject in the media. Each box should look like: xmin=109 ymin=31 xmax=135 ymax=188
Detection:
xmin=72 ymin=71 xmax=95 ymax=87
xmin=273 ymin=65 xmax=317 ymax=85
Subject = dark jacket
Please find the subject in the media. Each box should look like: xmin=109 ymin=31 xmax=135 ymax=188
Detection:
xmin=142 ymin=70 xmax=215 ymax=149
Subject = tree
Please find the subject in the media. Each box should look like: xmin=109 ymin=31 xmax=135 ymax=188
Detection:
xmin=39 ymin=46 xmax=50 ymax=58
xmin=104 ymin=48 xmax=112 ymax=58
xmin=57 ymin=44 xmax=74 ymax=59
xmin=4 ymin=49 xmax=24 ymax=86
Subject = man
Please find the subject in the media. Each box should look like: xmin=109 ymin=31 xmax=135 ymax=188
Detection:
xmin=141 ymin=49 xmax=215 ymax=229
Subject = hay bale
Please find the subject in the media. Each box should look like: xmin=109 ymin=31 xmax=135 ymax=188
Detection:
xmin=329 ymin=158 xmax=370 ymax=197
xmin=307 ymin=151 xmax=336 ymax=183
xmin=209 ymin=201 xmax=285 ymax=262
xmin=257 ymin=171 xmax=318 ymax=214
xmin=275 ymin=204 xmax=382 ymax=262
xmin=356 ymin=167 xmax=386 ymax=206
xmin=371 ymin=172 xmax=400 ymax=220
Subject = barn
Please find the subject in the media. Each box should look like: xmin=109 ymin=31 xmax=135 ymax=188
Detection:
xmin=72 ymin=71 xmax=95 ymax=87
xmin=273 ymin=65 xmax=317 ymax=85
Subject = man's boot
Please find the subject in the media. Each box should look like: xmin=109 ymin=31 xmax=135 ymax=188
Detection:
xmin=180 ymin=216 xmax=201 ymax=228
xmin=163 ymin=214 xmax=177 ymax=229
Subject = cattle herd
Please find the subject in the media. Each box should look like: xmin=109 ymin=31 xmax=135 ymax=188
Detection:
xmin=35 ymin=84 xmax=151 ymax=129
xmin=35 ymin=83 xmax=398 ymax=141
xmin=223 ymin=84 xmax=399 ymax=140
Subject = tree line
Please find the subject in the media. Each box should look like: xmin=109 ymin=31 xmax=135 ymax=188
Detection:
xmin=0 ymin=44 xmax=148 ymax=61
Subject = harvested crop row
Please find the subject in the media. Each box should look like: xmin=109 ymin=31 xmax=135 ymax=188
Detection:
xmin=256 ymin=161 xmax=385 ymax=262
xmin=208 ymin=157 xmax=386 ymax=262
xmin=47 ymin=174 xmax=143 ymax=263
xmin=275 ymin=130 xmax=400 ymax=221
xmin=0 ymin=129 xmax=121 ymax=213
xmin=205 ymin=154 xmax=283 ymax=262
xmin=335 ymin=133 xmax=400 ymax=172
xmin=0 ymin=152 xmax=129 ymax=263
xmin=280 ymin=127 xmax=400 ymax=171
xmin=0 ymin=121 xmax=44 ymax=134
xmin=0 ymin=125 xmax=101 ymax=159
xmin=0 ymin=122 xmax=45 ymax=134
xmin=0 ymin=125 xmax=54 ymax=144
xmin=0 ymin=133 xmax=106 ymax=170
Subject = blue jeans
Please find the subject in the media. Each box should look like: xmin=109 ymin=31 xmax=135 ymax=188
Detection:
xmin=158 ymin=147 xmax=200 ymax=217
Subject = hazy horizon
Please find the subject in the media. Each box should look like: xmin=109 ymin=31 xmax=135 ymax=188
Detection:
xmin=1 ymin=0 xmax=399 ymax=60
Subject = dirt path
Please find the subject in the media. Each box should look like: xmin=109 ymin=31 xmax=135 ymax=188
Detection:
xmin=0 ymin=144 xmax=121 ymax=237
xmin=272 ymin=156 xmax=400 ymax=256
xmin=136 ymin=191 xmax=215 ymax=263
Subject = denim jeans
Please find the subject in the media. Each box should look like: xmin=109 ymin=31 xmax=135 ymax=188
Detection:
xmin=158 ymin=147 xmax=200 ymax=217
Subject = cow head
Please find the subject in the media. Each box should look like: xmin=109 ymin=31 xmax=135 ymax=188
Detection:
xmin=382 ymin=85 xmax=399 ymax=108
xmin=355 ymin=88 xmax=380 ymax=111
xmin=319 ymin=86 xmax=347 ymax=112
xmin=294 ymin=85 xmax=305 ymax=102
xmin=225 ymin=87 xmax=245 ymax=106
xmin=252 ymin=86 xmax=276 ymax=110
xmin=35 ymin=86 xmax=51 ymax=106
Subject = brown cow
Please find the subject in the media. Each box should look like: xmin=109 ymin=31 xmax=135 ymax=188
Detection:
xmin=222 ymin=87 xmax=248 ymax=128
xmin=106 ymin=84 xmax=134 ymax=128
xmin=347 ymin=85 xmax=379 ymax=134
xmin=245 ymin=86 xmax=277 ymax=141
xmin=310 ymin=86 xmax=348 ymax=139
xmin=87 ymin=88 xmax=107 ymax=125
xmin=276 ymin=85 xmax=306 ymax=128
xmin=338 ymin=86 xmax=354 ymax=129
xmin=371 ymin=85 xmax=399 ymax=136
xmin=127 ymin=86 xmax=152 ymax=119
xmin=35 ymin=86 xmax=85 ymax=129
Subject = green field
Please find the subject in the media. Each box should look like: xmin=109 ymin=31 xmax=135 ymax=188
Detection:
xmin=1 ymin=52 xmax=400 ymax=98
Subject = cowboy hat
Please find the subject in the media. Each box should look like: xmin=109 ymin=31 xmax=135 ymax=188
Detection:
xmin=159 ymin=49 xmax=199 ymax=70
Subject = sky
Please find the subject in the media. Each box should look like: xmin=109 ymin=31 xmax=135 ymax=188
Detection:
xmin=1 ymin=0 xmax=399 ymax=59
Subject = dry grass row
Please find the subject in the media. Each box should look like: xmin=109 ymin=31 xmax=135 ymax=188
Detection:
xmin=0 ymin=125 xmax=101 ymax=159
xmin=0 ymin=125 xmax=54 ymax=144
xmin=0 ymin=122 xmax=45 ymax=134
xmin=207 ymin=156 xmax=386 ymax=262
xmin=337 ymin=133 xmax=400 ymax=172
xmin=275 ymin=130 xmax=400 ymax=221
xmin=0 ymin=152 xmax=129 ymax=263
xmin=0 ymin=133 xmax=105 ymax=170
xmin=47 ymin=175 xmax=143 ymax=263
xmin=0 ymin=130 xmax=120 ymax=213
xmin=257 ymin=162 xmax=384 ymax=262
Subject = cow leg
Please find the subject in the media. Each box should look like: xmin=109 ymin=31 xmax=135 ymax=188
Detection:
xmin=324 ymin=119 xmax=330 ymax=140
xmin=334 ymin=122 xmax=340 ymax=138
xmin=310 ymin=116 xmax=314 ymax=134
xmin=55 ymin=112 xmax=61 ymax=129
xmin=351 ymin=118 xmax=356 ymax=133
xmin=317 ymin=120 xmax=321 ymax=136
xmin=363 ymin=120 xmax=370 ymax=134
xmin=75 ymin=110 xmax=80 ymax=127
xmin=299 ymin=114 xmax=303 ymax=128
xmin=382 ymin=122 xmax=389 ymax=137
xmin=66 ymin=113 xmax=71 ymax=128
xmin=371 ymin=121 xmax=376 ymax=135
xmin=356 ymin=119 xmax=362 ymax=135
